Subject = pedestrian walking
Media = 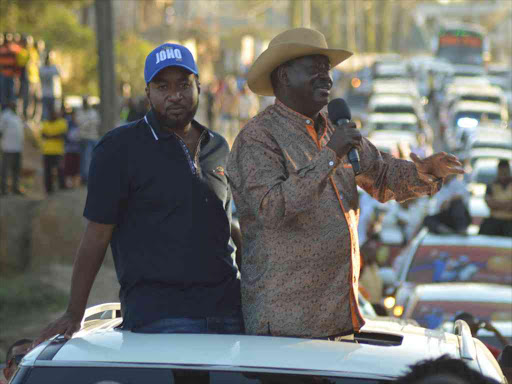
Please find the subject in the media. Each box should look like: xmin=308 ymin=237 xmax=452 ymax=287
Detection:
xmin=76 ymin=96 xmax=99 ymax=185
xmin=0 ymin=101 xmax=25 ymax=195
xmin=41 ymin=106 xmax=67 ymax=194
xmin=39 ymin=51 xmax=61 ymax=121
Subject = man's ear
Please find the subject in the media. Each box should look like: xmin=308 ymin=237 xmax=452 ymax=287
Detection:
xmin=196 ymin=78 xmax=201 ymax=95
xmin=145 ymin=84 xmax=150 ymax=100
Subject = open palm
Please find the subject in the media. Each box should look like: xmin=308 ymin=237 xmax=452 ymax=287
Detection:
xmin=410 ymin=152 xmax=465 ymax=179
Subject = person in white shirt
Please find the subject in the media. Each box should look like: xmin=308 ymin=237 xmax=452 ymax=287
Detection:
xmin=76 ymin=96 xmax=100 ymax=184
xmin=423 ymin=174 xmax=471 ymax=234
xmin=0 ymin=102 xmax=25 ymax=195
xmin=39 ymin=52 xmax=62 ymax=121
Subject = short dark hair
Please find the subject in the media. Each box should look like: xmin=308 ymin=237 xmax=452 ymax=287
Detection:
xmin=415 ymin=374 xmax=467 ymax=384
xmin=394 ymin=355 xmax=499 ymax=384
xmin=498 ymin=159 xmax=510 ymax=169
xmin=6 ymin=338 xmax=32 ymax=363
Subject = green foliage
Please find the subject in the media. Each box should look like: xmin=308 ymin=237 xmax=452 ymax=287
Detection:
xmin=0 ymin=0 xmax=97 ymax=95
xmin=116 ymin=33 xmax=153 ymax=96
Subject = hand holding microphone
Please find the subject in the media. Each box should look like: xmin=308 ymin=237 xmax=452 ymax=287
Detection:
xmin=326 ymin=98 xmax=362 ymax=175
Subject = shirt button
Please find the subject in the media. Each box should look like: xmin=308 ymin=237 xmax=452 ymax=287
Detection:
xmin=306 ymin=119 xmax=311 ymax=124
xmin=329 ymin=161 xmax=334 ymax=167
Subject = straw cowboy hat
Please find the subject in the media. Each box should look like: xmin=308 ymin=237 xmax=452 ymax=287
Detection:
xmin=247 ymin=28 xmax=353 ymax=96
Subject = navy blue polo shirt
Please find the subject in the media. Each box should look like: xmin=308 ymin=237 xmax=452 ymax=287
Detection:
xmin=84 ymin=109 xmax=241 ymax=330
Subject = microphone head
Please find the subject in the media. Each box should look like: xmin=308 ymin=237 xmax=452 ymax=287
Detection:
xmin=328 ymin=98 xmax=351 ymax=123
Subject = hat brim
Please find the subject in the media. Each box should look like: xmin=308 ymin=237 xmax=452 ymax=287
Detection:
xmin=146 ymin=63 xmax=198 ymax=84
xmin=247 ymin=43 xmax=353 ymax=96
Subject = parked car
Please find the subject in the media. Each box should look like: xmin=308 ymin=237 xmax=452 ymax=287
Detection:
xmin=402 ymin=282 xmax=512 ymax=330
xmin=10 ymin=303 xmax=507 ymax=383
xmin=386 ymin=229 xmax=512 ymax=317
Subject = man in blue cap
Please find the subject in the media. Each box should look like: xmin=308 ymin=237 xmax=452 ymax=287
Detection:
xmin=34 ymin=44 xmax=242 ymax=343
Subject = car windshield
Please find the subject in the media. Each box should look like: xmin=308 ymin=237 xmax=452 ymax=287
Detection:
xmin=405 ymin=245 xmax=512 ymax=285
xmin=472 ymin=166 xmax=496 ymax=184
xmin=411 ymin=300 xmax=512 ymax=329
xmin=14 ymin=367 xmax=392 ymax=384
xmin=374 ymin=106 xmax=415 ymax=114
xmin=460 ymin=95 xmax=501 ymax=104
xmin=454 ymin=111 xmax=501 ymax=125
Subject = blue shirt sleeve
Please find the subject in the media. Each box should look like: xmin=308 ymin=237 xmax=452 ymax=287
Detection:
xmin=83 ymin=133 xmax=129 ymax=224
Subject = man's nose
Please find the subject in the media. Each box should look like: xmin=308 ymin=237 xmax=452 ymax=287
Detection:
xmin=168 ymin=90 xmax=183 ymax=101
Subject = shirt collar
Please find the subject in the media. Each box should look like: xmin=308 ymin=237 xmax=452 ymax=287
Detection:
xmin=274 ymin=99 xmax=329 ymax=139
xmin=144 ymin=109 xmax=212 ymax=143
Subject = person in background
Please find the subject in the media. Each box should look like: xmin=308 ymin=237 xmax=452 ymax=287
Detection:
xmin=39 ymin=51 xmax=61 ymax=121
xmin=0 ymin=33 xmax=21 ymax=110
xmin=218 ymin=75 xmax=239 ymax=144
xmin=423 ymin=173 xmax=471 ymax=234
xmin=498 ymin=345 xmax=512 ymax=384
xmin=63 ymin=106 xmax=81 ymax=188
xmin=41 ymin=106 xmax=67 ymax=194
xmin=359 ymin=235 xmax=383 ymax=306
xmin=453 ymin=311 xmax=509 ymax=359
xmin=0 ymin=101 xmax=25 ymax=195
xmin=479 ymin=159 xmax=512 ymax=237
xmin=18 ymin=35 xmax=40 ymax=120
xmin=76 ymin=96 xmax=100 ymax=185
xmin=1 ymin=339 xmax=32 ymax=384
xmin=16 ymin=35 xmax=30 ymax=117
xmin=394 ymin=355 xmax=499 ymax=384
xmin=205 ymin=80 xmax=219 ymax=132
xmin=237 ymin=82 xmax=259 ymax=131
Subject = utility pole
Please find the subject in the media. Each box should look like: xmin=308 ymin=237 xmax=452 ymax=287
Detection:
xmin=95 ymin=0 xmax=117 ymax=136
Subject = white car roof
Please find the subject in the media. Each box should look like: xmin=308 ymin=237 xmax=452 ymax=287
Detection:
xmin=472 ymin=158 xmax=512 ymax=172
xmin=368 ymin=113 xmax=418 ymax=124
xmin=375 ymin=63 xmax=408 ymax=76
xmin=412 ymin=283 xmax=512 ymax=303
xmin=447 ymin=84 xmax=504 ymax=98
xmin=24 ymin=320 xmax=462 ymax=380
xmin=453 ymin=101 xmax=502 ymax=114
xmin=470 ymin=148 xmax=512 ymax=161
xmin=422 ymin=233 xmax=512 ymax=248
xmin=369 ymin=95 xmax=415 ymax=107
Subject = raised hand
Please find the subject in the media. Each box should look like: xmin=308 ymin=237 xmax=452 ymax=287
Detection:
xmin=410 ymin=152 xmax=465 ymax=179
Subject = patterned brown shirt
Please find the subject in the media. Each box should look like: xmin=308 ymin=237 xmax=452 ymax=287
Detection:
xmin=227 ymin=100 xmax=441 ymax=338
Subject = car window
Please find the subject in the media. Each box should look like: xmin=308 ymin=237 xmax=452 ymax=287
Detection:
xmin=405 ymin=245 xmax=512 ymax=285
xmin=374 ymin=106 xmax=415 ymax=114
xmin=18 ymin=367 xmax=392 ymax=384
xmin=472 ymin=166 xmax=496 ymax=185
xmin=411 ymin=300 xmax=512 ymax=329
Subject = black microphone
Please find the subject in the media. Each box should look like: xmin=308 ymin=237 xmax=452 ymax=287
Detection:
xmin=327 ymin=98 xmax=361 ymax=175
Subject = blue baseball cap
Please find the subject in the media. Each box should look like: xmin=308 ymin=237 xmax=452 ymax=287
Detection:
xmin=144 ymin=43 xmax=198 ymax=84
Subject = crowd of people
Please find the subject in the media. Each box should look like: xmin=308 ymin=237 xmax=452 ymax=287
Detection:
xmin=0 ymin=31 xmax=102 ymax=196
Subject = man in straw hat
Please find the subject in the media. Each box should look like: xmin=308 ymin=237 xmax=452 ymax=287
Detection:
xmin=227 ymin=28 xmax=464 ymax=339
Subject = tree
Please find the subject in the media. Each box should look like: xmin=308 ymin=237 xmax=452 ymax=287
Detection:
xmin=0 ymin=0 xmax=97 ymax=95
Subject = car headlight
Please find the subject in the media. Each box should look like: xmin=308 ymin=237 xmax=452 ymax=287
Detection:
xmin=383 ymin=296 xmax=396 ymax=309
xmin=457 ymin=117 xmax=478 ymax=129
xmin=393 ymin=305 xmax=404 ymax=317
